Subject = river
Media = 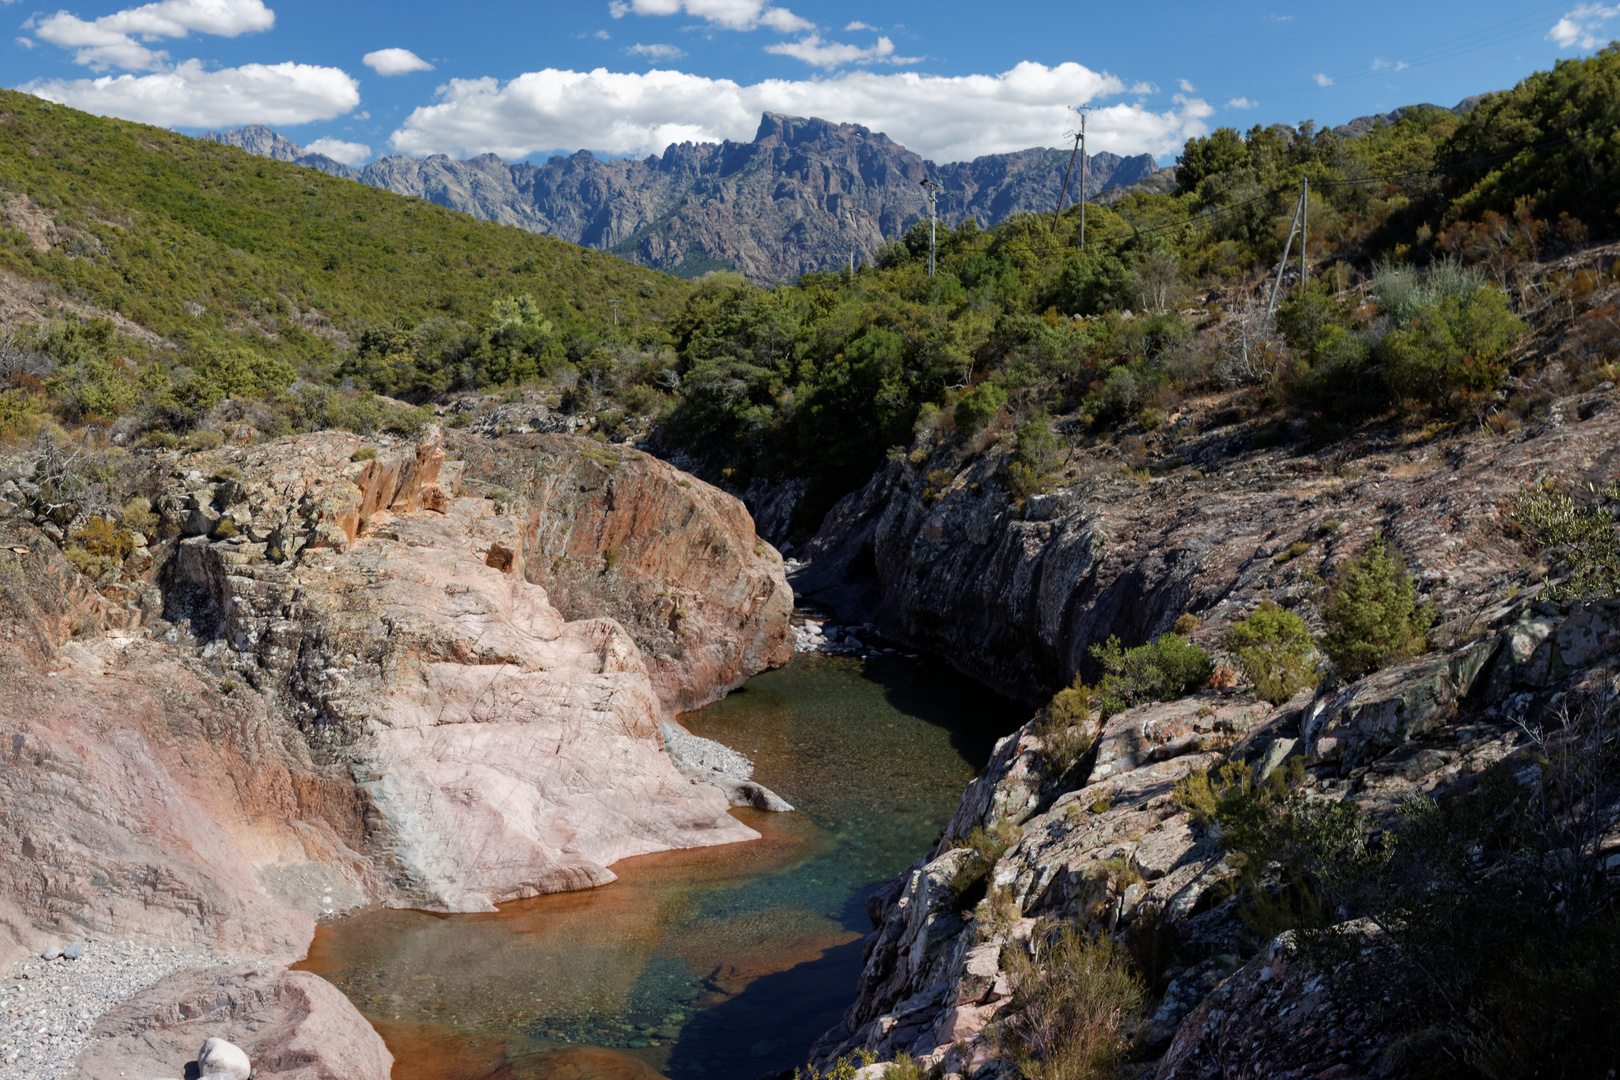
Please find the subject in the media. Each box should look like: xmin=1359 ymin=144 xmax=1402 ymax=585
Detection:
xmin=295 ymin=652 xmax=1027 ymax=1080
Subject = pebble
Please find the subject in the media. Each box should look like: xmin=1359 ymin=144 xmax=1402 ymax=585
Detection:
xmin=0 ymin=940 xmax=237 ymax=1080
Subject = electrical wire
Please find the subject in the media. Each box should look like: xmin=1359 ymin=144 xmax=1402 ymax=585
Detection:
xmin=1227 ymin=3 xmax=1574 ymax=104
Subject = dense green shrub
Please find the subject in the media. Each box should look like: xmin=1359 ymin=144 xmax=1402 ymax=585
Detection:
xmin=1007 ymin=414 xmax=1062 ymax=501
xmin=1514 ymin=482 xmax=1620 ymax=601
xmin=1090 ymin=633 xmax=1214 ymax=718
xmin=1222 ymin=600 xmax=1321 ymax=705
xmin=953 ymin=382 xmax=1007 ymax=436
xmin=996 ymin=927 xmax=1146 ymax=1080
xmin=1379 ymin=286 xmax=1526 ymax=410
xmin=1319 ymin=537 xmax=1433 ymax=677
xmin=38 ymin=319 xmax=137 ymax=420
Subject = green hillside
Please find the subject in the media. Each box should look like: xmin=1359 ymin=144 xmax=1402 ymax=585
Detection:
xmin=0 ymin=88 xmax=686 ymax=422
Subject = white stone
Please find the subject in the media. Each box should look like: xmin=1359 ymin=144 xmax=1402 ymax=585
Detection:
xmin=196 ymin=1036 xmax=252 ymax=1080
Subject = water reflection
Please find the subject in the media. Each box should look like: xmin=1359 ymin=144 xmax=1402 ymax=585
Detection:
xmin=295 ymin=654 xmax=1027 ymax=1080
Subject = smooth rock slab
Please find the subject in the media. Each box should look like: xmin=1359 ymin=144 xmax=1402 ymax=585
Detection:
xmin=74 ymin=964 xmax=392 ymax=1080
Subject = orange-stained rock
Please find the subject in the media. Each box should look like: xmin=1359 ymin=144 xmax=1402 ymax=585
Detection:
xmin=154 ymin=431 xmax=765 ymax=912
xmin=451 ymin=434 xmax=794 ymax=714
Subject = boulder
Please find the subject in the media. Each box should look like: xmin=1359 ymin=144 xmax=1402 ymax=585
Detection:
xmin=75 ymin=964 xmax=393 ymax=1080
xmin=1304 ymin=637 xmax=1498 ymax=768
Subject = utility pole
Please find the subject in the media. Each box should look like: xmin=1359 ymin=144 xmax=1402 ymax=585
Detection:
xmin=1300 ymin=176 xmax=1309 ymax=288
xmin=1078 ymin=105 xmax=1091 ymax=249
xmin=1266 ymin=179 xmax=1308 ymax=317
xmin=920 ymin=177 xmax=943 ymax=278
xmin=1053 ymin=132 xmax=1081 ymax=234
xmin=1052 ymin=104 xmax=1092 ymax=244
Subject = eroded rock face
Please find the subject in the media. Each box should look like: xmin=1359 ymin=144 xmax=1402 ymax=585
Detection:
xmin=452 ymin=433 xmax=794 ymax=714
xmin=0 ymin=519 xmax=372 ymax=972
xmin=75 ymin=964 xmax=392 ymax=1080
xmin=808 ymin=537 xmax=1620 ymax=1076
xmin=797 ymin=392 xmax=1620 ymax=703
xmin=0 ymin=426 xmax=790 ymax=1077
xmin=153 ymin=431 xmax=773 ymax=911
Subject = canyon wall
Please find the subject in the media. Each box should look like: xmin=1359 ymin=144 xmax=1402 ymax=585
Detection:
xmin=0 ymin=427 xmax=791 ymax=1072
xmin=802 ymin=391 xmax=1620 ymax=1076
xmin=797 ymin=391 xmax=1620 ymax=703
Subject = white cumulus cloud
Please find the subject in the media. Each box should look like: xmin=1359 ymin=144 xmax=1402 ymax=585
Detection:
xmin=304 ymin=136 xmax=370 ymax=164
xmin=627 ymin=42 xmax=686 ymax=60
xmin=1549 ymin=4 xmax=1619 ymax=48
xmin=1227 ymin=96 xmax=1257 ymax=109
xmin=385 ymin=62 xmax=1212 ymax=163
xmin=608 ymin=0 xmax=812 ymax=33
xmin=1315 ymin=73 xmax=1333 ymax=86
xmin=363 ymin=47 xmax=433 ymax=75
xmin=32 ymin=0 xmax=273 ymax=71
xmin=843 ymin=20 xmax=876 ymax=30
xmin=1178 ymin=78 xmax=1195 ymax=92
xmin=764 ymin=33 xmax=917 ymax=68
xmin=21 ymin=59 xmax=360 ymax=127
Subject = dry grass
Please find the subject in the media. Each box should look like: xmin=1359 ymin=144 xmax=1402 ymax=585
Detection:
xmin=995 ymin=927 xmax=1146 ymax=1080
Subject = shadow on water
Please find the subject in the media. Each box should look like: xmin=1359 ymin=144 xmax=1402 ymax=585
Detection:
xmin=862 ymin=654 xmax=1034 ymax=772
xmin=661 ymin=938 xmax=868 ymax=1080
xmin=298 ymin=653 xmax=1027 ymax=1080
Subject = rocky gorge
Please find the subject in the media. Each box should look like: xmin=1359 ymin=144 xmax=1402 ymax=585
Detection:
xmin=788 ymin=382 xmax=1620 ymax=1076
xmin=0 ymin=427 xmax=793 ymax=1077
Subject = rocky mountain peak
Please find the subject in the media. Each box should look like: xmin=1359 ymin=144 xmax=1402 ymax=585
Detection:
xmin=203 ymin=112 xmax=1163 ymax=282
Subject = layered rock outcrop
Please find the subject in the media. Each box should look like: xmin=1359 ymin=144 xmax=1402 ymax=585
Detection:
xmin=152 ymin=429 xmax=782 ymax=911
xmin=0 ymin=426 xmax=791 ymax=1074
xmin=451 ymin=433 xmax=794 ymax=714
xmin=798 ymin=390 xmax=1620 ymax=703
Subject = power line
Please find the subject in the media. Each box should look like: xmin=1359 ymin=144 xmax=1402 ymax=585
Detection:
xmin=1226 ymin=3 xmax=1571 ymax=105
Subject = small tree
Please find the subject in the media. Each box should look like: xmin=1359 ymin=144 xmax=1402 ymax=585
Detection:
xmin=1319 ymin=537 xmax=1433 ymax=678
xmin=1380 ymin=287 xmax=1525 ymax=411
xmin=1223 ymin=600 xmax=1322 ymax=705
xmin=953 ymin=382 xmax=1006 ymax=436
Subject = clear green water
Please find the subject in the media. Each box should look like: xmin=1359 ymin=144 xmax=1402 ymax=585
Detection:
xmin=297 ymin=653 xmax=1026 ymax=1080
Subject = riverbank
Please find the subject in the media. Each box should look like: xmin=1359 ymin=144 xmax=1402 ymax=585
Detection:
xmin=291 ymin=653 xmax=1028 ymax=1080
xmin=1 ymin=942 xmax=238 ymax=1079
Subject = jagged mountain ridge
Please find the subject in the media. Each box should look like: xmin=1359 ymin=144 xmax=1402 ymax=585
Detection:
xmin=204 ymin=115 xmax=1163 ymax=282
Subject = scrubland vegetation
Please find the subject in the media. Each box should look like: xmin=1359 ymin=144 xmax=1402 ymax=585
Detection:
xmin=3 ymin=45 xmax=1620 ymax=1080
xmin=4 ymin=50 xmax=1619 ymax=543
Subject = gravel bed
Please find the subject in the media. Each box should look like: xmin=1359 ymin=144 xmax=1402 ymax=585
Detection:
xmin=661 ymin=722 xmax=753 ymax=781
xmin=0 ymin=940 xmax=238 ymax=1079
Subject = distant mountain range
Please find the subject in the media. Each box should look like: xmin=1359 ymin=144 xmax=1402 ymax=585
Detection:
xmin=203 ymin=96 xmax=1486 ymax=284
xmin=202 ymin=114 xmax=1163 ymax=282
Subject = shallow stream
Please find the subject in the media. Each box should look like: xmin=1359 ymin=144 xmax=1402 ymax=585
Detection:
xmin=296 ymin=653 xmax=1026 ymax=1080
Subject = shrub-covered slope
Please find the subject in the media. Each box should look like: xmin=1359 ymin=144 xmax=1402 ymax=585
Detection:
xmin=0 ymin=88 xmax=685 ymax=386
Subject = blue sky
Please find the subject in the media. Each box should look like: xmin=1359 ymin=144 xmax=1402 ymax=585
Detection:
xmin=6 ymin=0 xmax=1614 ymax=166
